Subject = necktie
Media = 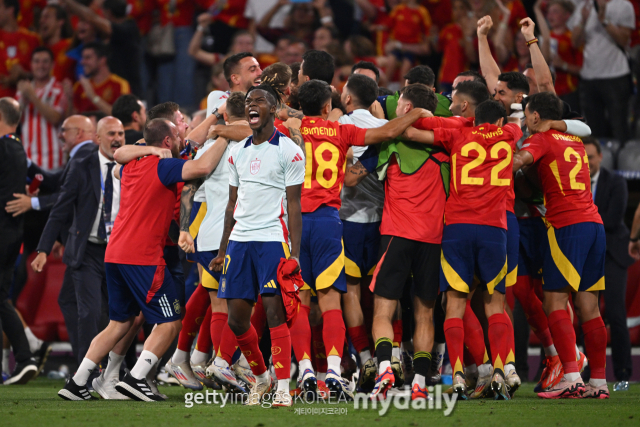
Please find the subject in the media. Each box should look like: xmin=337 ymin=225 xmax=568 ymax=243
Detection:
xmin=98 ymin=162 xmax=115 ymax=240
xmin=591 ymin=179 xmax=596 ymax=201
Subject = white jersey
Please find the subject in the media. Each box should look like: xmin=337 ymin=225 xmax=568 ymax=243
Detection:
xmin=197 ymin=138 xmax=239 ymax=251
xmin=192 ymin=141 xmax=210 ymax=203
xmin=206 ymin=90 xmax=229 ymax=118
xmin=228 ymin=130 xmax=305 ymax=242
xmin=339 ymin=109 xmax=386 ymax=223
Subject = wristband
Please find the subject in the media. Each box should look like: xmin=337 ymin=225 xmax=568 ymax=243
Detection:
xmin=92 ymin=95 xmax=101 ymax=105
xmin=526 ymin=38 xmax=539 ymax=47
xmin=631 ymin=237 xmax=640 ymax=243
xmin=320 ymin=16 xmax=333 ymax=25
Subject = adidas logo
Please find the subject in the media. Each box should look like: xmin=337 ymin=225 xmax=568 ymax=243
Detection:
xmin=291 ymin=153 xmax=303 ymax=162
xmin=228 ymin=157 xmax=234 ymax=165
xmin=145 ymin=359 xmax=152 ymax=365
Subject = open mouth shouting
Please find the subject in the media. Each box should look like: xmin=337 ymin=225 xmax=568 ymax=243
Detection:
xmin=248 ymin=108 xmax=260 ymax=125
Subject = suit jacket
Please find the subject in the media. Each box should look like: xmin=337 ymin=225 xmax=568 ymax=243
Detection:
xmin=594 ymin=167 xmax=635 ymax=269
xmin=36 ymin=145 xmax=104 ymax=268
xmin=27 ymin=143 xmax=95 ymax=210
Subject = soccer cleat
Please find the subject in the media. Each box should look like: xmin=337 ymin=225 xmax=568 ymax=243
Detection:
xmin=317 ymin=380 xmax=330 ymax=398
xmin=34 ymin=342 xmax=52 ymax=377
xmin=427 ymin=345 xmax=445 ymax=385
xmin=357 ymin=358 xmax=377 ymax=393
xmin=233 ymin=357 xmax=257 ymax=389
xmin=491 ymin=370 xmax=510 ymax=400
xmin=115 ymin=373 xmax=165 ymax=401
xmin=92 ymin=370 xmax=130 ymax=400
xmin=390 ymin=355 xmax=405 ymax=388
xmin=370 ymin=366 xmax=394 ymax=400
xmin=325 ymin=369 xmax=354 ymax=400
xmin=537 ymin=376 xmax=585 ymax=399
xmin=535 ymin=355 xmax=564 ymax=393
xmin=411 ymin=383 xmax=429 ymax=401
xmin=147 ymin=376 xmax=168 ymax=400
xmin=505 ymin=369 xmax=521 ymax=397
xmin=272 ymin=389 xmax=293 ymax=407
xmin=156 ymin=367 xmax=180 ymax=385
xmin=191 ymin=362 xmax=220 ymax=390
xmin=451 ymin=372 xmax=468 ymax=400
xmin=577 ymin=351 xmax=588 ymax=373
xmin=469 ymin=370 xmax=492 ymax=399
xmin=583 ymin=383 xmax=610 ymax=399
xmin=613 ymin=381 xmax=629 ymax=392
xmin=244 ymin=376 xmax=273 ymax=406
xmin=58 ymin=378 xmax=97 ymax=401
xmin=165 ymin=359 xmax=203 ymax=390
xmin=208 ymin=358 xmax=248 ymax=394
xmin=4 ymin=359 xmax=38 ymax=385
xmin=299 ymin=368 xmax=318 ymax=399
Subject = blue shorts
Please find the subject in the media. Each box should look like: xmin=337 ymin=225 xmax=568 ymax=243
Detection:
xmin=506 ymin=212 xmax=520 ymax=287
xmin=517 ymin=217 xmax=546 ymax=279
xmin=164 ymin=245 xmax=185 ymax=306
xmin=542 ymin=222 xmax=606 ymax=292
xmin=185 ymin=201 xmax=206 ymax=262
xmin=392 ymin=49 xmax=415 ymax=63
xmin=196 ymin=250 xmax=221 ymax=290
xmin=343 ymin=220 xmax=381 ymax=279
xmin=440 ymin=224 xmax=508 ymax=295
xmin=106 ymin=263 xmax=181 ymax=324
xmin=218 ymin=241 xmax=291 ymax=301
xmin=300 ymin=206 xmax=346 ymax=293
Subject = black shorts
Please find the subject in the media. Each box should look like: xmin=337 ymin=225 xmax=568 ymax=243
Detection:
xmin=370 ymin=235 xmax=440 ymax=301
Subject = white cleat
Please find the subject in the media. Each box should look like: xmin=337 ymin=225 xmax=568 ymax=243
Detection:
xmin=165 ymin=359 xmax=203 ymax=390
xmin=244 ymin=376 xmax=273 ymax=406
xmin=92 ymin=371 xmax=130 ymax=400
xmin=208 ymin=358 xmax=248 ymax=393
xmin=191 ymin=362 xmax=219 ymax=389
xmin=505 ymin=369 xmax=521 ymax=397
xmin=272 ymin=389 xmax=293 ymax=407
xmin=233 ymin=357 xmax=257 ymax=389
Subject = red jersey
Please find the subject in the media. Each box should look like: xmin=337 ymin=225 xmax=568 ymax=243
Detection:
xmin=73 ymin=74 xmax=130 ymax=113
xmin=49 ymin=38 xmax=76 ymax=83
xmin=156 ymin=0 xmax=214 ymax=28
xmin=278 ymin=117 xmax=367 ymax=213
xmin=17 ymin=0 xmax=47 ymax=30
xmin=551 ymin=31 xmax=582 ymax=96
xmin=438 ymin=24 xmax=467 ymax=85
xmin=389 ymin=4 xmax=431 ymax=44
xmin=421 ymin=0 xmax=452 ymax=28
xmin=0 ymin=27 xmax=41 ymax=97
xmin=520 ymin=130 xmax=602 ymax=228
xmin=434 ymin=123 xmax=522 ymax=229
xmin=381 ymin=152 xmax=450 ymax=243
xmin=105 ymin=156 xmax=186 ymax=266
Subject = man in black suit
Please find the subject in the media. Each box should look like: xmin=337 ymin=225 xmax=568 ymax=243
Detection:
xmin=0 ymin=98 xmax=38 ymax=385
xmin=584 ymin=137 xmax=634 ymax=390
xmin=31 ymin=116 xmax=124 ymax=372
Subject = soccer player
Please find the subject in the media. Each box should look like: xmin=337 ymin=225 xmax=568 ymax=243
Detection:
xmin=278 ymin=79 xmax=431 ymax=399
xmin=512 ymin=92 xmax=608 ymax=399
xmin=209 ymin=83 xmax=305 ymax=407
xmin=57 ymin=118 xmax=230 ymax=401
xmin=406 ymin=99 xmax=523 ymax=400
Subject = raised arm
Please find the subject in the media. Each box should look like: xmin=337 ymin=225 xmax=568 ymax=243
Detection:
xmin=210 ymin=185 xmax=238 ymax=271
xmin=549 ymin=120 xmax=591 ymax=137
xmin=208 ymin=123 xmax=252 ymax=142
xmin=177 ymin=179 xmax=201 ymax=254
xmin=533 ymin=0 xmax=552 ymax=61
xmin=362 ymin=108 xmax=428 ymax=145
xmin=113 ymin=144 xmax=172 ymax=164
xmin=285 ymin=184 xmax=303 ymax=264
xmin=572 ymin=1 xmax=591 ymax=48
xmin=60 ymin=0 xmax=111 ymax=36
xmin=187 ymin=112 xmax=219 ymax=146
xmin=188 ymin=14 xmax=219 ymax=66
xmin=477 ymin=15 xmax=501 ymax=95
xmin=181 ymin=137 xmax=230 ymax=180
xmin=521 ymin=18 xmax=555 ymax=94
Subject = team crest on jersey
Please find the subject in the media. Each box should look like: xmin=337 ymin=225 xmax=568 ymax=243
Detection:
xmin=250 ymin=158 xmax=261 ymax=175
xmin=173 ymin=299 xmax=181 ymax=314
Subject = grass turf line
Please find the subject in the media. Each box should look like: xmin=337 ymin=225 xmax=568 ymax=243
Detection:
xmin=0 ymin=379 xmax=638 ymax=427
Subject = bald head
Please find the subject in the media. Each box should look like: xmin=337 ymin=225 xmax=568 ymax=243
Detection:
xmin=59 ymin=115 xmax=95 ymax=154
xmin=0 ymin=97 xmax=21 ymax=131
xmin=97 ymin=116 xmax=124 ymax=160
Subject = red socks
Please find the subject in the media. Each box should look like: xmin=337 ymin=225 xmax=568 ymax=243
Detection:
xmin=463 ymin=302 xmax=486 ymax=366
xmin=311 ymin=323 xmax=327 ymax=373
xmin=444 ymin=318 xmax=464 ymax=374
xmin=235 ymin=325 xmax=266 ymax=376
xmin=270 ymin=323 xmax=292 ymax=380
xmin=348 ymin=325 xmax=370 ymax=353
xmin=322 ymin=309 xmax=346 ymax=359
xmin=290 ymin=304 xmax=312 ymax=362
xmin=392 ymin=319 xmax=403 ymax=348
xmin=548 ymin=310 xmax=579 ymax=374
xmin=513 ymin=275 xmax=553 ymax=347
xmin=487 ymin=313 xmax=510 ymax=372
xmin=210 ymin=312 xmax=227 ymax=355
xmin=582 ymin=316 xmax=607 ymax=380
xmin=219 ymin=323 xmax=239 ymax=364
xmin=504 ymin=310 xmax=515 ymax=365
xmin=177 ymin=284 xmax=210 ymax=351
xmin=251 ymin=297 xmax=267 ymax=341
xmin=195 ymin=309 xmax=212 ymax=353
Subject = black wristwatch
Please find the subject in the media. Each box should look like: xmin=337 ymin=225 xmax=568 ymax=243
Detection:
xmin=212 ymin=108 xmax=223 ymax=122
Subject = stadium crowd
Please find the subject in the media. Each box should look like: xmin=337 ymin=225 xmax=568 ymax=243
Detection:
xmin=0 ymin=0 xmax=639 ymax=407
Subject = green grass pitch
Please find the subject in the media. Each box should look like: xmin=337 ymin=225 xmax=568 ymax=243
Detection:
xmin=1 ymin=380 xmax=639 ymax=427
